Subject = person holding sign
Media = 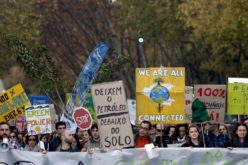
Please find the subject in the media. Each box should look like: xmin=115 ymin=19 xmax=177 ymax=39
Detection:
xmin=135 ymin=120 xmax=152 ymax=148
xmin=227 ymin=124 xmax=248 ymax=148
xmin=182 ymin=125 xmax=204 ymax=147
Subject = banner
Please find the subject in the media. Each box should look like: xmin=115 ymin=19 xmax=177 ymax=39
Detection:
xmin=63 ymin=43 xmax=109 ymax=123
xmin=0 ymin=83 xmax=31 ymax=122
xmin=1 ymin=148 xmax=248 ymax=165
xmin=194 ymin=85 xmax=226 ymax=123
xmin=136 ymin=67 xmax=185 ymax=124
xmin=91 ymin=81 xmax=134 ymax=149
xmin=185 ymin=86 xmax=193 ymax=123
xmin=25 ymin=104 xmax=52 ymax=135
xmin=228 ymin=78 xmax=248 ymax=114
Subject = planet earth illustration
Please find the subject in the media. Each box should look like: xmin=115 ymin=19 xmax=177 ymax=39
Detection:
xmin=149 ymin=85 xmax=170 ymax=103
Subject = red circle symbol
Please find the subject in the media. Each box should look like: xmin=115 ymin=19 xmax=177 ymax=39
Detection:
xmin=73 ymin=107 xmax=93 ymax=130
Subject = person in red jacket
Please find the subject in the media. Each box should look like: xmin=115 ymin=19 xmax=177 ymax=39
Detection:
xmin=135 ymin=120 xmax=152 ymax=148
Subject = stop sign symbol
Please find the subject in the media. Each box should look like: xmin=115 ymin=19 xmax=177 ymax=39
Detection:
xmin=73 ymin=107 xmax=93 ymax=130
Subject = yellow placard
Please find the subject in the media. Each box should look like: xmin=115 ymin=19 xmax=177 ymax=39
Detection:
xmin=0 ymin=83 xmax=31 ymax=122
xmin=136 ymin=67 xmax=185 ymax=124
xmin=228 ymin=83 xmax=248 ymax=114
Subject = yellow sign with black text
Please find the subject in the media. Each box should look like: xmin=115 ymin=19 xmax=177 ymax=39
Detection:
xmin=0 ymin=83 xmax=31 ymax=122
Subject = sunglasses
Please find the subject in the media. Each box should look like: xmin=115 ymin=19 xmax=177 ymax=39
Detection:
xmin=10 ymin=136 xmax=16 ymax=138
xmin=28 ymin=138 xmax=36 ymax=141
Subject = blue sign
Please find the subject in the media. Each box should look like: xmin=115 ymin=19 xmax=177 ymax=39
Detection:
xmin=29 ymin=95 xmax=50 ymax=105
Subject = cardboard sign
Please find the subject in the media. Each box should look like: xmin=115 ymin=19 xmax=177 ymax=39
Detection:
xmin=194 ymin=85 xmax=226 ymax=123
xmin=25 ymin=105 xmax=52 ymax=135
xmin=228 ymin=78 xmax=248 ymax=114
xmin=0 ymin=83 xmax=31 ymax=122
xmin=136 ymin=67 xmax=185 ymax=124
xmin=73 ymin=107 xmax=92 ymax=130
xmin=185 ymin=86 xmax=193 ymax=123
xmin=91 ymin=81 xmax=134 ymax=149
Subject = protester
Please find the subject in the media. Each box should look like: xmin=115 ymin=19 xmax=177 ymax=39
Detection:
xmin=174 ymin=124 xmax=188 ymax=145
xmin=83 ymin=124 xmax=101 ymax=150
xmin=149 ymin=124 xmax=158 ymax=142
xmin=76 ymin=127 xmax=90 ymax=149
xmin=203 ymin=122 xmax=212 ymax=136
xmin=9 ymin=131 xmax=21 ymax=149
xmin=56 ymin=129 xmax=78 ymax=152
xmin=227 ymin=124 xmax=248 ymax=148
xmin=206 ymin=124 xmax=229 ymax=148
xmin=49 ymin=121 xmax=66 ymax=151
xmin=80 ymin=130 xmax=90 ymax=151
xmin=23 ymin=135 xmax=41 ymax=152
xmin=243 ymin=118 xmax=248 ymax=128
xmin=72 ymin=134 xmax=81 ymax=151
xmin=39 ymin=134 xmax=49 ymax=151
xmin=0 ymin=122 xmax=11 ymax=140
xmin=164 ymin=125 xmax=176 ymax=144
xmin=182 ymin=125 xmax=205 ymax=147
xmin=134 ymin=120 xmax=152 ymax=148
xmin=219 ymin=124 xmax=232 ymax=140
xmin=153 ymin=126 xmax=168 ymax=148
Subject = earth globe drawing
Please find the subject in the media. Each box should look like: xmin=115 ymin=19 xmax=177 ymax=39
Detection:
xmin=149 ymin=78 xmax=170 ymax=103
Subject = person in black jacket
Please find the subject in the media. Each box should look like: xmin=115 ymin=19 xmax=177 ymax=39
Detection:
xmin=182 ymin=125 xmax=204 ymax=147
xmin=227 ymin=124 xmax=248 ymax=148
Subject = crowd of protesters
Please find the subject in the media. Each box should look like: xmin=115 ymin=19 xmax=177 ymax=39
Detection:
xmin=1 ymin=118 xmax=248 ymax=153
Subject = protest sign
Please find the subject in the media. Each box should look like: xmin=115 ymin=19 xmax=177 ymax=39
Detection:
xmin=1 ymin=148 xmax=248 ymax=165
xmin=136 ymin=67 xmax=185 ymax=124
xmin=91 ymin=81 xmax=134 ymax=149
xmin=14 ymin=116 xmax=25 ymax=132
xmin=63 ymin=43 xmax=109 ymax=124
xmin=194 ymin=85 xmax=226 ymax=123
xmin=25 ymin=104 xmax=52 ymax=135
xmin=185 ymin=86 xmax=193 ymax=123
xmin=29 ymin=95 xmax=50 ymax=105
xmin=73 ymin=107 xmax=92 ymax=130
xmin=127 ymin=99 xmax=136 ymax=125
xmin=0 ymin=83 xmax=31 ymax=122
xmin=228 ymin=78 xmax=248 ymax=114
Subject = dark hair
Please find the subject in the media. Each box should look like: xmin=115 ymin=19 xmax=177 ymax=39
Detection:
xmin=26 ymin=135 xmax=39 ymax=144
xmin=10 ymin=131 xmax=18 ymax=137
xmin=39 ymin=134 xmax=48 ymax=141
xmin=140 ymin=120 xmax=152 ymax=130
xmin=55 ymin=121 xmax=66 ymax=130
xmin=0 ymin=122 xmax=10 ymax=128
xmin=72 ymin=134 xmax=81 ymax=150
xmin=174 ymin=124 xmax=188 ymax=138
xmin=90 ymin=124 xmax=98 ymax=130
xmin=232 ymin=124 xmax=248 ymax=140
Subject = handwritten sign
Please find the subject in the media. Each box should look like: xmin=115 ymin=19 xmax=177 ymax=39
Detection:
xmin=194 ymin=85 xmax=226 ymax=123
xmin=0 ymin=83 xmax=31 ymax=122
xmin=25 ymin=105 xmax=52 ymax=135
xmin=136 ymin=67 xmax=185 ymax=124
xmin=91 ymin=81 xmax=134 ymax=149
xmin=228 ymin=82 xmax=248 ymax=114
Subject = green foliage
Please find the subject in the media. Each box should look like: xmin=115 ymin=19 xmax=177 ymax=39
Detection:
xmin=179 ymin=0 xmax=248 ymax=79
xmin=4 ymin=34 xmax=62 ymax=98
xmin=95 ymin=53 xmax=131 ymax=82
xmin=118 ymin=0 xmax=184 ymax=42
